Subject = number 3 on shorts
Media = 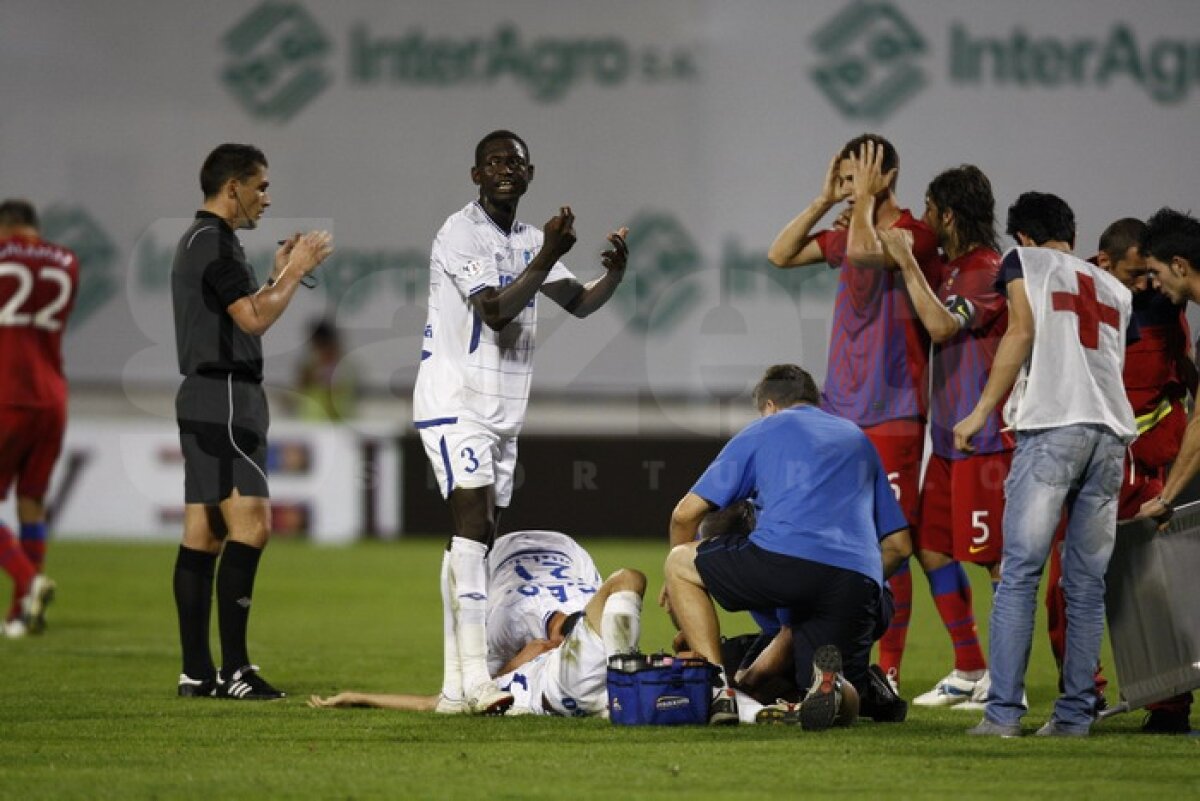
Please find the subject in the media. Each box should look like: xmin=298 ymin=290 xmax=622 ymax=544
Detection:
xmin=461 ymin=446 xmax=479 ymax=473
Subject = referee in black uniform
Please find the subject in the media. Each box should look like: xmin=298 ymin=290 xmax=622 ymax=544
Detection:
xmin=171 ymin=143 xmax=332 ymax=700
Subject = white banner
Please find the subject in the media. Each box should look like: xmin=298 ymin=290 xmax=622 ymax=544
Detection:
xmin=3 ymin=0 xmax=1199 ymax=400
xmin=12 ymin=420 xmax=402 ymax=543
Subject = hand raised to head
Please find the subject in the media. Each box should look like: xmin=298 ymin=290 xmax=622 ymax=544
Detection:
xmin=849 ymin=140 xmax=896 ymax=200
xmin=820 ymin=150 xmax=851 ymax=206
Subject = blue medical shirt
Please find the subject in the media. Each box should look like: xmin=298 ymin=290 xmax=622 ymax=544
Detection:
xmin=691 ymin=405 xmax=907 ymax=585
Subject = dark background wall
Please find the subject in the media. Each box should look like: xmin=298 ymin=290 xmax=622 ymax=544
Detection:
xmin=402 ymin=435 xmax=726 ymax=538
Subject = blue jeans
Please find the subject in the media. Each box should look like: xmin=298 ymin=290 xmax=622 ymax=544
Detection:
xmin=986 ymin=425 xmax=1126 ymax=729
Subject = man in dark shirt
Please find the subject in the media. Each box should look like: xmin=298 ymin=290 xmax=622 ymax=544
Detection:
xmin=171 ymin=143 xmax=332 ymax=700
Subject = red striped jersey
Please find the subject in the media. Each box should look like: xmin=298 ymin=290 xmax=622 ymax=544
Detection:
xmin=816 ymin=210 xmax=939 ymax=427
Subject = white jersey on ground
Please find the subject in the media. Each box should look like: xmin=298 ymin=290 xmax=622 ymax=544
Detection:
xmin=1002 ymin=247 xmax=1136 ymax=441
xmin=485 ymin=530 xmax=601 ymax=676
xmin=413 ymin=202 xmax=576 ymax=435
xmin=493 ymin=606 xmax=609 ymax=718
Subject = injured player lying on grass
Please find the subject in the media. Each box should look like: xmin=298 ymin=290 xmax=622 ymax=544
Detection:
xmin=310 ymin=530 xmax=644 ymax=717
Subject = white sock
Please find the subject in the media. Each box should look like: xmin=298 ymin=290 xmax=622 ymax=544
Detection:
xmin=438 ymin=549 xmax=463 ymax=702
xmin=736 ymin=690 xmax=763 ymax=724
xmin=449 ymin=536 xmax=491 ymax=691
xmin=601 ymin=591 xmax=642 ymax=655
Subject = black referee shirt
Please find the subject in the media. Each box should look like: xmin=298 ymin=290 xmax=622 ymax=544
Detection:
xmin=171 ymin=211 xmax=264 ymax=381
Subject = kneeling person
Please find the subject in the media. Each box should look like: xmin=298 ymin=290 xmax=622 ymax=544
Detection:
xmin=663 ymin=364 xmax=912 ymax=729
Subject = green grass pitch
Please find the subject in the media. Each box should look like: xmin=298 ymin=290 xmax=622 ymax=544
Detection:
xmin=1 ymin=538 xmax=1197 ymax=800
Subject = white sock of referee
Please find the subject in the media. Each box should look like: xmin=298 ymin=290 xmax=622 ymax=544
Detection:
xmin=438 ymin=548 xmax=464 ymax=705
xmin=448 ymin=536 xmax=492 ymax=694
xmin=601 ymin=591 xmax=642 ymax=655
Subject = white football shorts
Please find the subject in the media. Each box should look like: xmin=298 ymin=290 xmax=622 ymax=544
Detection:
xmin=418 ymin=420 xmax=518 ymax=507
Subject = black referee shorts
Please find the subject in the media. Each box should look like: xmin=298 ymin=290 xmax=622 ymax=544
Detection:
xmin=695 ymin=534 xmax=881 ymax=693
xmin=176 ymin=373 xmax=270 ymax=504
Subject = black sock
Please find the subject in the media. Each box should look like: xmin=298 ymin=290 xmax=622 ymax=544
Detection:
xmin=216 ymin=540 xmax=263 ymax=675
xmin=173 ymin=546 xmax=217 ymax=679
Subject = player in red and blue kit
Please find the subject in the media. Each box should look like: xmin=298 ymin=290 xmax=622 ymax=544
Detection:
xmin=881 ymin=166 xmax=1010 ymax=708
xmin=0 ymin=200 xmax=78 ymax=638
xmin=768 ymin=135 xmax=939 ymax=687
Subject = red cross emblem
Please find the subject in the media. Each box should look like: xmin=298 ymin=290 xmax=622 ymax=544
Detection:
xmin=1051 ymin=271 xmax=1120 ymax=350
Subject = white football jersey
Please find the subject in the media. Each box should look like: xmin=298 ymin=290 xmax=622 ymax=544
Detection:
xmin=485 ymin=530 xmax=601 ymax=677
xmin=494 ymin=617 xmax=609 ymax=718
xmin=1002 ymin=247 xmax=1136 ymax=441
xmin=413 ymin=202 xmax=576 ymax=434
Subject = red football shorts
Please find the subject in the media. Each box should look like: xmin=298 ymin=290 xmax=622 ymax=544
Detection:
xmin=0 ymin=405 xmax=66 ymax=500
xmin=917 ymin=451 xmax=1011 ymax=564
xmin=863 ymin=418 xmax=924 ymax=527
xmin=1118 ymin=459 xmax=1164 ymax=522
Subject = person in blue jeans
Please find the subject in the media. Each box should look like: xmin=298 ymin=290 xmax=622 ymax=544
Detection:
xmin=954 ymin=192 xmax=1137 ymax=737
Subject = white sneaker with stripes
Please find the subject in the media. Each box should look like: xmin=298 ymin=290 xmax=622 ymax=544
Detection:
xmin=913 ymin=669 xmax=985 ymax=707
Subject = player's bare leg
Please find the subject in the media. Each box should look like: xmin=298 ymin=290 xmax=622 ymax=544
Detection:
xmin=663 ymin=545 xmax=722 ymax=665
xmin=664 ymin=542 xmax=736 ymax=724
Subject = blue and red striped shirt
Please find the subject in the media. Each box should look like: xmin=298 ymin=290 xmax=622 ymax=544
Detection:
xmin=816 ymin=210 xmax=939 ymax=428
xmin=929 ymin=247 xmax=1009 ymax=459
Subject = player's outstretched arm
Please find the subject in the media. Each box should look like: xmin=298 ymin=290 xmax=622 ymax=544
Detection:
xmin=228 ymin=230 xmax=333 ymax=336
xmin=307 ymin=692 xmax=438 ymax=712
xmin=767 ymin=152 xmax=845 ymax=268
xmin=541 ymin=227 xmax=629 ymax=317
xmin=472 ymin=207 xmax=577 ymax=330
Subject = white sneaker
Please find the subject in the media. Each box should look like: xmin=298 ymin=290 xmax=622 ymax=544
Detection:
xmin=465 ymin=680 xmax=513 ymax=716
xmin=954 ymin=672 xmax=1027 ymax=711
xmin=709 ymin=687 xmax=740 ymax=726
xmin=3 ymin=618 xmax=28 ymax=638
xmin=20 ymin=575 xmax=56 ymax=635
xmin=913 ymin=670 xmax=984 ymax=707
xmin=434 ymin=693 xmax=467 ymax=714
xmin=504 ymin=703 xmax=535 ymax=717
xmin=954 ymin=670 xmax=990 ymax=710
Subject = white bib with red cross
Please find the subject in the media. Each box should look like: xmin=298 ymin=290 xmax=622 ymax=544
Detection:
xmin=1003 ymin=247 xmax=1136 ymax=441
